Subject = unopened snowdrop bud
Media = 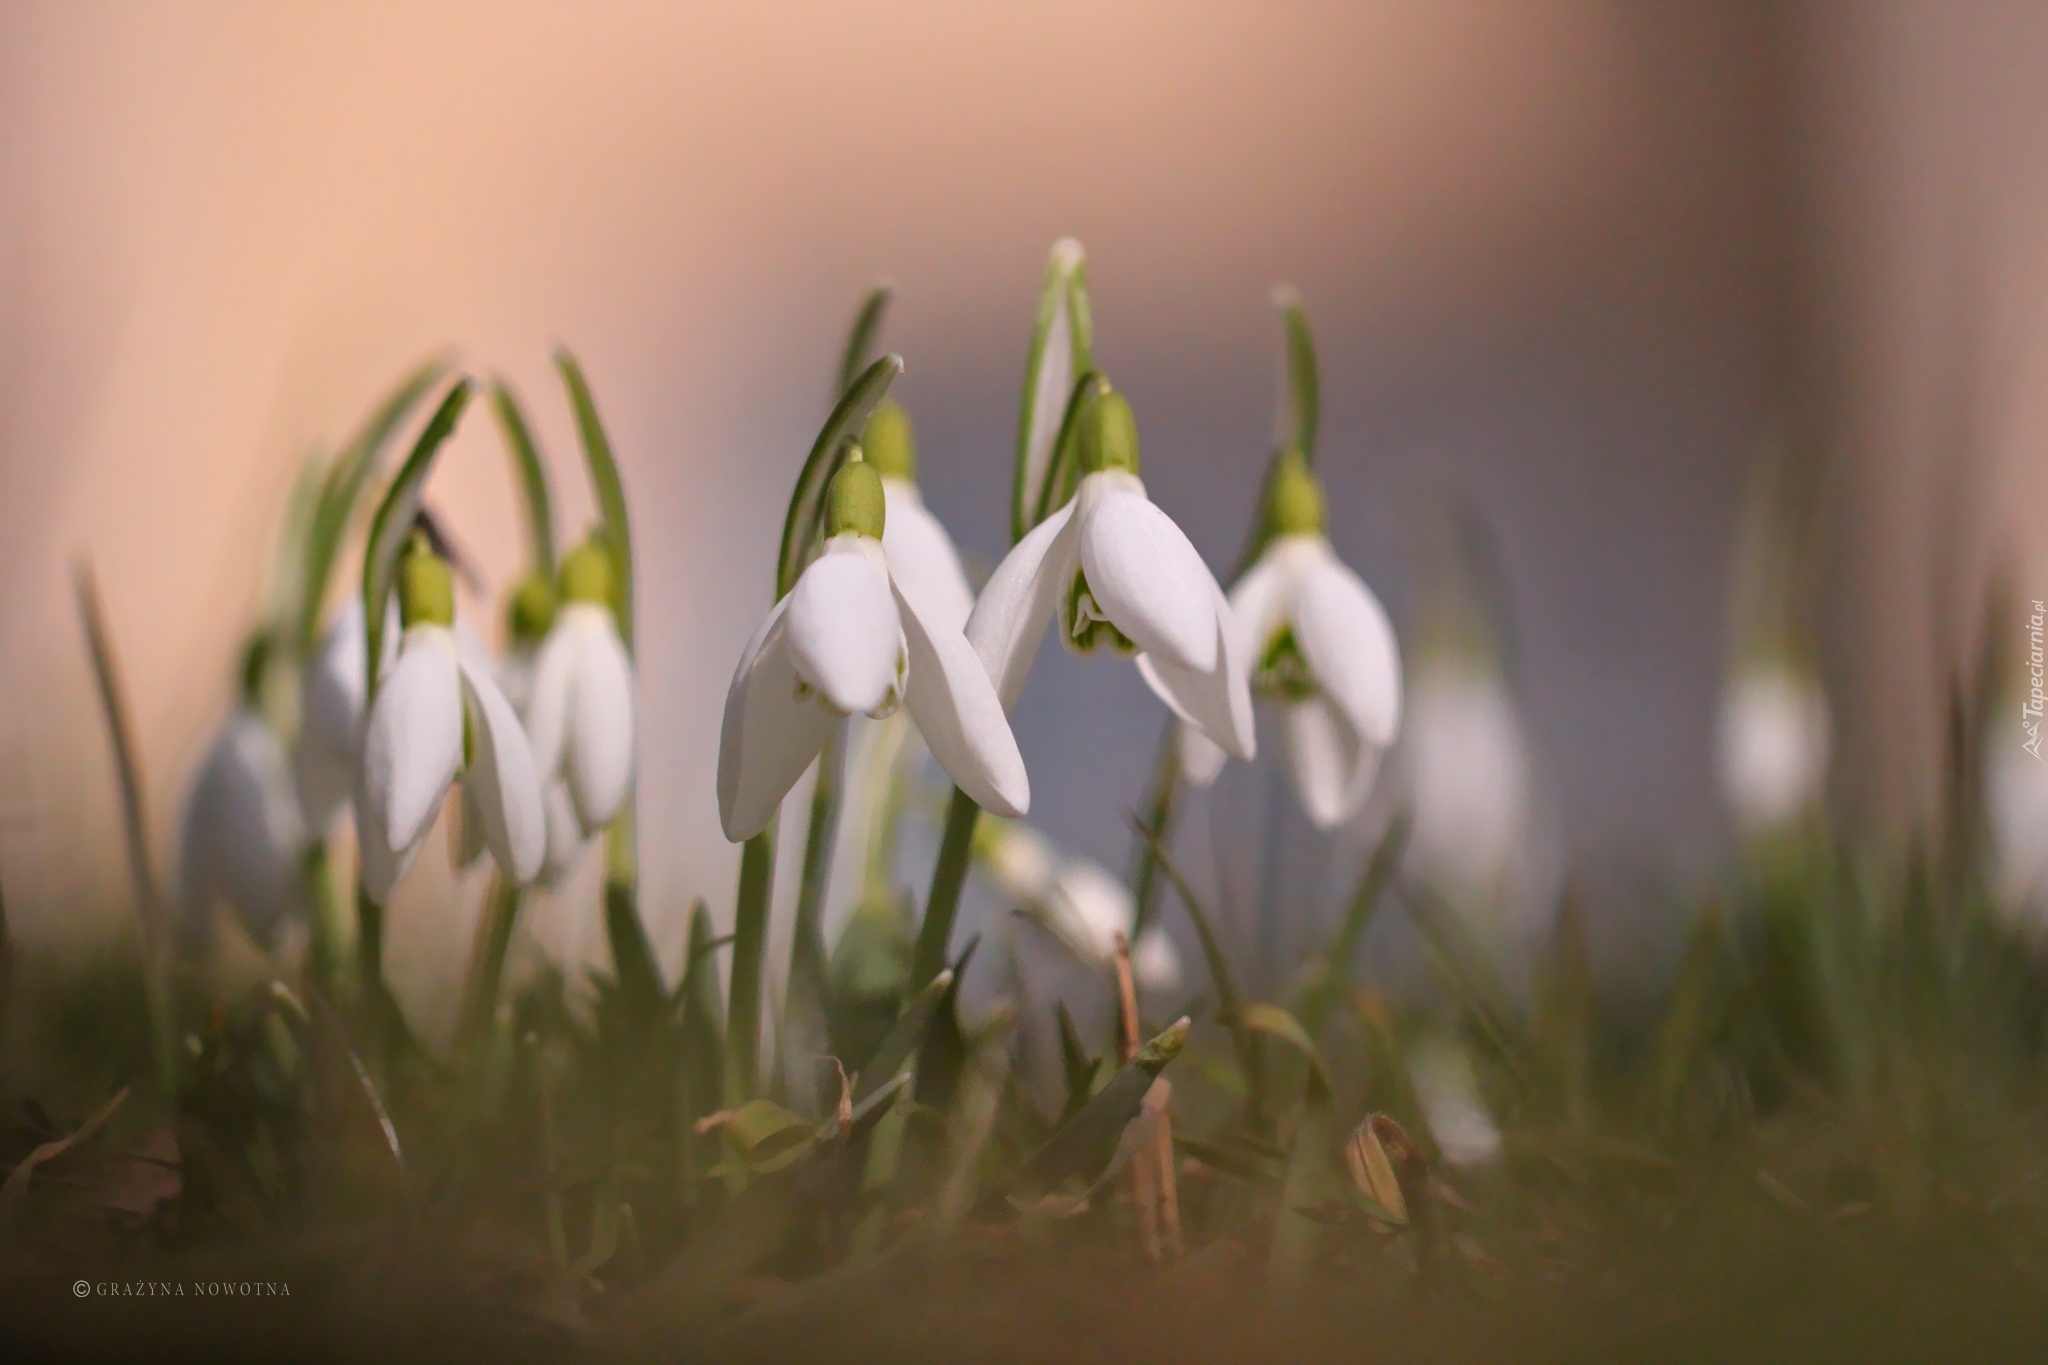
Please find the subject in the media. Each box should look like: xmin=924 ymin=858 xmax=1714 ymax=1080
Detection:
xmin=355 ymin=536 xmax=546 ymax=903
xmin=968 ymin=386 xmax=1253 ymax=760
xmin=1181 ymin=451 xmax=1400 ymax=829
xmin=719 ymin=457 xmax=1029 ymax=841
xmin=1716 ymin=664 xmax=1829 ymax=834
xmin=522 ymin=535 xmax=637 ymax=838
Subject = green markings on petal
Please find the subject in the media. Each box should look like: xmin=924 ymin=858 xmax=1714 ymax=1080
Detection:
xmin=825 ymin=454 xmax=886 ymax=540
xmin=1255 ymin=624 xmax=1318 ymax=701
xmin=362 ymin=377 xmax=474 ymax=702
xmin=1062 ymin=567 xmax=1138 ymax=657
xmin=861 ymin=399 xmax=916 ymax=482
xmin=396 ymin=531 xmax=455 ymax=629
xmin=777 ymin=354 xmax=902 ymax=599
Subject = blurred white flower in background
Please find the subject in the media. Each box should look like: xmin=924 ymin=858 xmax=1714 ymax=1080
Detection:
xmin=1716 ymin=664 xmax=1830 ymax=834
xmin=1405 ymin=658 xmax=1534 ymax=911
xmin=294 ymin=596 xmax=397 ymax=834
xmin=1988 ymin=716 xmax=2048 ymax=916
xmin=523 ymin=539 xmax=637 ymax=838
xmin=979 ymin=819 xmax=1182 ymax=995
xmin=1408 ymin=1035 xmax=1502 ymax=1168
xmin=177 ymin=704 xmax=307 ymax=949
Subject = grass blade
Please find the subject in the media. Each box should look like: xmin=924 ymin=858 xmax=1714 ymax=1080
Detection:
xmin=1006 ymin=1018 xmax=1188 ymax=1200
xmin=851 ymin=968 xmax=953 ymax=1106
xmin=837 ymin=284 xmax=894 ymax=397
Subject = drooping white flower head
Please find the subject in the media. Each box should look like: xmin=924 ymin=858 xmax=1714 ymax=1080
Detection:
xmin=719 ymin=457 xmax=1030 ymax=842
xmin=178 ymin=694 xmax=308 ymax=949
xmin=1181 ymin=452 xmax=1400 ymax=829
xmin=1716 ymin=664 xmax=1829 ymax=834
xmin=978 ymin=819 xmax=1182 ymax=994
xmin=1405 ymin=658 xmax=1533 ymax=910
xmin=865 ymin=400 xmax=976 ymax=636
xmin=355 ymin=533 xmax=547 ymax=903
xmin=295 ymin=596 xmax=397 ymax=834
xmin=522 ymin=538 xmax=637 ymax=838
xmin=967 ymin=389 xmax=1254 ymax=761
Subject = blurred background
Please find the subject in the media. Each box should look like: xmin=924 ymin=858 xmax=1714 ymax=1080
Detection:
xmin=0 ymin=3 xmax=2031 ymax=1001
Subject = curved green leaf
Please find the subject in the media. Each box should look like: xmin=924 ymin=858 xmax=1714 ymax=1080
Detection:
xmin=555 ymin=349 xmax=633 ymax=655
xmin=300 ymin=356 xmax=451 ymax=650
xmin=776 ymin=354 xmax=903 ymax=599
xmin=1228 ymin=1001 xmax=1329 ymax=1089
xmin=360 ymin=379 xmax=473 ymax=702
xmin=838 ymin=284 xmax=893 ymax=398
xmin=490 ymin=378 xmax=555 ymax=575
xmin=850 ymin=967 xmax=952 ymax=1106
xmin=1011 ymin=239 xmax=1093 ymax=544
xmin=1006 ymin=1017 xmax=1187 ymax=1198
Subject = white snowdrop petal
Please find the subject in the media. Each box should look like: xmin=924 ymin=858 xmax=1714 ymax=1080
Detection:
xmin=981 ymin=822 xmax=1058 ymax=903
xmin=363 ymin=626 xmax=464 ymax=855
xmin=717 ymin=598 xmax=835 ymax=841
xmin=354 ymin=764 xmax=426 ymax=906
xmin=1292 ymin=549 xmax=1402 ymax=749
xmin=1049 ymin=859 xmax=1131 ymax=964
xmin=896 ymin=579 xmax=1030 ymax=819
xmin=460 ymin=653 xmax=549 ymax=885
xmin=1179 ymin=726 xmax=1228 ymax=788
xmin=785 ymin=547 xmax=904 ymax=717
xmin=562 ymin=605 xmax=637 ymax=833
xmin=1132 ymin=924 xmax=1183 ymax=996
xmin=1224 ymin=545 xmax=1295 ymax=668
xmin=178 ymin=710 xmax=306 ymax=947
xmin=292 ymin=739 xmax=354 ymax=838
xmin=1135 ymin=583 xmax=1255 ymax=761
xmin=882 ymin=480 xmax=976 ymax=635
xmin=522 ymin=620 xmax=579 ymax=782
xmin=1284 ymin=697 xmax=1377 ymax=830
xmin=541 ymin=780 xmax=588 ymax=889
xmin=1077 ymin=484 xmax=1218 ymax=673
xmin=301 ymin=599 xmax=369 ymax=759
xmin=966 ymin=499 xmax=1079 ymax=712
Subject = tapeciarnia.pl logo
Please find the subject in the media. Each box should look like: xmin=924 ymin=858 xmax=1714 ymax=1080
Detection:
xmin=2026 ymin=599 xmax=2046 ymax=761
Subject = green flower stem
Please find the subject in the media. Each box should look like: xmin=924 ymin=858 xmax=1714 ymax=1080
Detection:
xmin=726 ymin=827 xmax=776 ymax=1103
xmin=910 ymin=787 xmax=981 ymax=994
xmin=458 ymin=876 xmax=524 ymax=1051
xmin=1125 ymin=720 xmax=1182 ymax=940
xmin=356 ymin=886 xmax=386 ymax=1005
xmin=788 ymin=726 xmax=843 ymax=1038
xmin=303 ymin=842 xmax=348 ymax=996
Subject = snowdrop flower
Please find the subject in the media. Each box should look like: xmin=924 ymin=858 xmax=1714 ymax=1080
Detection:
xmin=1716 ymin=663 xmax=1829 ymax=834
xmin=1181 ymin=452 xmax=1400 ymax=828
xmin=178 ymin=655 xmax=307 ymax=948
xmin=867 ymin=400 xmax=975 ymax=634
xmin=523 ymin=538 xmax=637 ymax=837
xmin=355 ymin=533 xmax=546 ymax=902
xmin=1409 ymin=1036 xmax=1501 ymax=1168
xmin=1405 ymin=658 xmax=1532 ymax=910
xmin=967 ymin=389 xmax=1254 ymax=760
xmin=295 ymin=596 xmax=396 ymax=834
xmin=979 ymin=820 xmax=1182 ymax=994
xmin=719 ymin=457 xmax=1030 ymax=841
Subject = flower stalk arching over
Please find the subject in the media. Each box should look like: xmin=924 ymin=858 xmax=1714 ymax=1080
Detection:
xmin=1180 ymin=451 xmax=1401 ymax=829
xmin=354 ymin=532 xmax=547 ymax=903
xmin=718 ymin=456 xmax=1030 ymax=843
xmin=966 ymin=388 xmax=1254 ymax=761
xmin=522 ymin=536 xmax=638 ymax=839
